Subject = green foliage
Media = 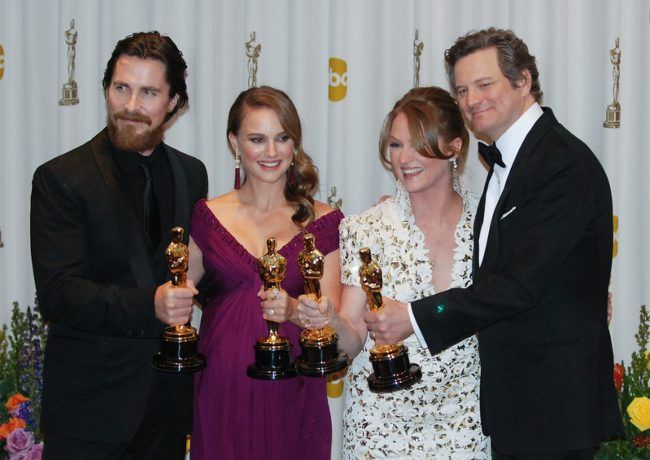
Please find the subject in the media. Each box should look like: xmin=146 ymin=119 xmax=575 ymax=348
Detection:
xmin=597 ymin=440 xmax=650 ymax=459
xmin=0 ymin=301 xmax=47 ymax=443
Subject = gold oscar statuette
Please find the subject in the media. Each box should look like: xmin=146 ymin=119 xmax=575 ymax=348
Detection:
xmin=603 ymin=37 xmax=621 ymax=128
xmin=59 ymin=19 xmax=79 ymax=106
xmin=359 ymin=247 xmax=421 ymax=393
xmin=296 ymin=234 xmax=348 ymax=376
xmin=247 ymin=238 xmax=298 ymax=380
xmin=152 ymin=227 xmax=205 ymax=373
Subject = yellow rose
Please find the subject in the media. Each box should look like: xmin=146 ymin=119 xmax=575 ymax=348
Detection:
xmin=628 ymin=397 xmax=650 ymax=431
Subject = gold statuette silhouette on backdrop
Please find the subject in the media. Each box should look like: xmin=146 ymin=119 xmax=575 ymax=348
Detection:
xmin=245 ymin=31 xmax=261 ymax=88
xmin=359 ymin=247 xmax=421 ymax=393
xmin=296 ymin=233 xmax=348 ymax=376
xmin=59 ymin=19 xmax=79 ymax=106
xmin=247 ymin=238 xmax=298 ymax=380
xmin=152 ymin=227 xmax=205 ymax=373
xmin=603 ymin=37 xmax=621 ymax=128
xmin=413 ymin=29 xmax=424 ymax=88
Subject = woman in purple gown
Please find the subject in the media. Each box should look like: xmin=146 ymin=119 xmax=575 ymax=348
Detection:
xmin=187 ymin=86 xmax=343 ymax=459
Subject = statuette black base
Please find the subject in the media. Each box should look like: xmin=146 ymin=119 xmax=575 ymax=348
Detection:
xmin=152 ymin=326 xmax=205 ymax=373
xmin=297 ymin=332 xmax=348 ymax=377
xmin=247 ymin=338 xmax=298 ymax=380
xmin=367 ymin=344 xmax=422 ymax=393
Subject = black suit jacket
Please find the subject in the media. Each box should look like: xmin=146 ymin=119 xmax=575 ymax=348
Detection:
xmin=30 ymin=130 xmax=208 ymax=442
xmin=412 ymin=108 xmax=623 ymax=454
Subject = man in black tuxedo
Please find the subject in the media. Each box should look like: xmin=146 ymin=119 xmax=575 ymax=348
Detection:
xmin=31 ymin=32 xmax=208 ymax=459
xmin=366 ymin=28 xmax=623 ymax=458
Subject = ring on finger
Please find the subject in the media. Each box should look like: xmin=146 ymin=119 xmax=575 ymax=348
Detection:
xmin=268 ymin=308 xmax=274 ymax=316
xmin=304 ymin=317 xmax=311 ymax=328
xmin=271 ymin=287 xmax=279 ymax=299
xmin=370 ymin=331 xmax=376 ymax=340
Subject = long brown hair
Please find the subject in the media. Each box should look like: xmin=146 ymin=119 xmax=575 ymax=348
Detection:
xmin=227 ymin=86 xmax=319 ymax=227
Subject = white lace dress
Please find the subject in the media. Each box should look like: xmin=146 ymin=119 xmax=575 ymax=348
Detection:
xmin=339 ymin=182 xmax=490 ymax=459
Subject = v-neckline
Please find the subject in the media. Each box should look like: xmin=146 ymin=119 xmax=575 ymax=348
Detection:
xmin=199 ymin=199 xmax=338 ymax=266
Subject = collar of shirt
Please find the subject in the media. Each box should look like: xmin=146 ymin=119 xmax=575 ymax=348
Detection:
xmin=492 ymin=102 xmax=544 ymax=191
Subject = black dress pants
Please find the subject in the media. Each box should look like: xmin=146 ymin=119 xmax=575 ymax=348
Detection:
xmin=43 ymin=377 xmax=186 ymax=460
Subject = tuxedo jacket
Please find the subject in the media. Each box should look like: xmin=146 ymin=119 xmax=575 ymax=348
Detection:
xmin=412 ymin=108 xmax=624 ymax=454
xmin=30 ymin=130 xmax=208 ymax=442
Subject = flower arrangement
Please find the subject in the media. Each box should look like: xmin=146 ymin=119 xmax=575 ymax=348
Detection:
xmin=597 ymin=305 xmax=650 ymax=459
xmin=0 ymin=302 xmax=47 ymax=460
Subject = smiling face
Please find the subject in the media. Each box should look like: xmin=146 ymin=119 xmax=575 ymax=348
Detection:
xmin=228 ymin=107 xmax=295 ymax=187
xmin=388 ymin=112 xmax=457 ymax=195
xmin=106 ymin=55 xmax=178 ymax=155
xmin=453 ymin=47 xmax=534 ymax=141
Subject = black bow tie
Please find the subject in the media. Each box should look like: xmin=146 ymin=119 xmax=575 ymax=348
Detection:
xmin=478 ymin=142 xmax=506 ymax=168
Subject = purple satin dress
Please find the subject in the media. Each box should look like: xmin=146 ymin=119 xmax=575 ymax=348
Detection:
xmin=190 ymin=199 xmax=343 ymax=460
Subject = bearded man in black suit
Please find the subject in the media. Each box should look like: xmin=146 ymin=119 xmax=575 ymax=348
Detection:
xmin=31 ymin=31 xmax=207 ymax=459
xmin=365 ymin=28 xmax=623 ymax=458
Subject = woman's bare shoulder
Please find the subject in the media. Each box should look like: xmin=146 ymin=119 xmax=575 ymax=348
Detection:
xmin=206 ymin=191 xmax=240 ymax=219
xmin=313 ymin=200 xmax=337 ymax=219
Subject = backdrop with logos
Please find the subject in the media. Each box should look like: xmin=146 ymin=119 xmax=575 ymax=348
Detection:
xmin=0 ymin=0 xmax=648 ymax=457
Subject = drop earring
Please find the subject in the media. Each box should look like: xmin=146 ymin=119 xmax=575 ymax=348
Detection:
xmin=288 ymin=161 xmax=297 ymax=187
xmin=449 ymin=157 xmax=458 ymax=170
xmin=234 ymin=151 xmax=241 ymax=190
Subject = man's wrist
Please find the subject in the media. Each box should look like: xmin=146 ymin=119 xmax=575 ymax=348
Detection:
xmin=407 ymin=302 xmax=427 ymax=347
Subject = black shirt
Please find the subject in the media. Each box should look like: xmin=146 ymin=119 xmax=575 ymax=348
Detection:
xmin=109 ymin=135 xmax=175 ymax=252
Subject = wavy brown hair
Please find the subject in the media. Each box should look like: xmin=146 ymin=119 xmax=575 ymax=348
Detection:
xmin=379 ymin=86 xmax=469 ymax=171
xmin=227 ymin=86 xmax=319 ymax=227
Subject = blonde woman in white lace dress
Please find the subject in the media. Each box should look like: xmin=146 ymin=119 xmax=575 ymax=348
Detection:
xmin=298 ymin=87 xmax=490 ymax=459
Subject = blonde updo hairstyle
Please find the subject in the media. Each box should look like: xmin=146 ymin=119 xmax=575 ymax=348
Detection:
xmin=379 ymin=86 xmax=469 ymax=172
xmin=227 ymin=86 xmax=319 ymax=227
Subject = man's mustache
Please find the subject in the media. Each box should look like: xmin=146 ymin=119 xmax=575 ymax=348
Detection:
xmin=114 ymin=109 xmax=152 ymax=126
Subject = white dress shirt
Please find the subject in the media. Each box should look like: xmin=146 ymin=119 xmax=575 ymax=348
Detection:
xmin=477 ymin=103 xmax=543 ymax=265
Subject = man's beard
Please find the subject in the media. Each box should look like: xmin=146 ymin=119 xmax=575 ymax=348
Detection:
xmin=106 ymin=108 xmax=166 ymax=153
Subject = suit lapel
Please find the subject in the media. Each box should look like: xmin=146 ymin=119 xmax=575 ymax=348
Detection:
xmin=472 ymin=168 xmax=492 ymax=279
xmin=163 ymin=144 xmax=191 ymax=244
xmin=501 ymin=108 xmax=556 ymax=192
xmin=91 ymin=131 xmax=156 ymax=287
xmin=480 ymin=185 xmax=512 ymax=273
xmin=475 ymin=108 xmax=557 ymax=276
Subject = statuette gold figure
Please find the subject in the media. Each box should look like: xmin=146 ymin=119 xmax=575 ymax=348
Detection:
xmin=166 ymin=227 xmax=189 ymax=288
xmin=296 ymin=234 xmax=347 ymax=376
xmin=359 ymin=247 xmax=421 ymax=393
xmin=257 ymin=238 xmax=287 ymax=342
xmin=248 ymin=238 xmax=297 ymax=380
xmin=152 ymin=227 xmax=205 ymax=373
